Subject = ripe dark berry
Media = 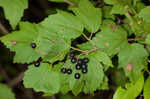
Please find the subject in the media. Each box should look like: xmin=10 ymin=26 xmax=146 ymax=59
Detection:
xmin=31 ymin=43 xmax=36 ymax=48
xmin=69 ymin=52 xmax=75 ymax=57
xmin=81 ymin=63 xmax=87 ymax=69
xmin=75 ymin=64 xmax=81 ymax=70
xmin=82 ymin=68 xmax=88 ymax=74
xmin=83 ymin=58 xmax=89 ymax=63
xmin=74 ymin=73 xmax=80 ymax=79
xmin=61 ymin=68 xmax=67 ymax=74
xmin=71 ymin=57 xmax=77 ymax=64
xmin=77 ymin=59 xmax=83 ymax=64
xmin=34 ymin=62 xmax=40 ymax=67
xmin=67 ymin=69 xmax=72 ymax=74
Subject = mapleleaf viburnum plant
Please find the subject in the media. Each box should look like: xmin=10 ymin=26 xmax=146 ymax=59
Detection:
xmin=0 ymin=0 xmax=150 ymax=99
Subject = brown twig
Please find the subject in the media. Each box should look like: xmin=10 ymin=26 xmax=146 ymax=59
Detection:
xmin=8 ymin=72 xmax=24 ymax=87
xmin=51 ymin=95 xmax=56 ymax=99
xmin=127 ymin=36 xmax=145 ymax=41
xmin=0 ymin=69 xmax=10 ymax=82
xmin=0 ymin=21 xmax=9 ymax=34
xmin=64 ymin=0 xmax=75 ymax=6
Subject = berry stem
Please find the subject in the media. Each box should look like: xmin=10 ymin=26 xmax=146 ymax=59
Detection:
xmin=70 ymin=46 xmax=85 ymax=53
xmin=82 ymin=33 xmax=96 ymax=47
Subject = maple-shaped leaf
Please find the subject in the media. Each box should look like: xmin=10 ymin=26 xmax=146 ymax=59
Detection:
xmin=0 ymin=10 xmax=85 ymax=63
xmin=71 ymin=0 xmax=102 ymax=33
xmin=113 ymin=74 xmax=144 ymax=99
xmin=118 ymin=43 xmax=148 ymax=82
xmin=23 ymin=63 xmax=60 ymax=95
xmin=90 ymin=20 xmax=128 ymax=56
xmin=0 ymin=0 xmax=28 ymax=29
xmin=0 ymin=22 xmax=70 ymax=63
xmin=0 ymin=83 xmax=15 ymax=99
xmin=40 ymin=10 xmax=84 ymax=40
xmin=55 ymin=50 xmax=111 ymax=95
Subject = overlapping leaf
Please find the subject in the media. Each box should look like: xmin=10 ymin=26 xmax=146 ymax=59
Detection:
xmin=90 ymin=20 xmax=128 ymax=56
xmin=138 ymin=6 xmax=150 ymax=22
xmin=113 ymin=74 xmax=144 ymax=99
xmin=71 ymin=0 xmax=102 ymax=33
xmin=23 ymin=63 xmax=60 ymax=95
xmin=0 ymin=0 xmax=28 ymax=29
xmin=0 ymin=83 xmax=15 ymax=99
xmin=0 ymin=10 xmax=85 ymax=63
xmin=144 ymin=76 xmax=150 ymax=99
xmin=53 ymin=50 xmax=111 ymax=95
xmin=118 ymin=43 xmax=148 ymax=82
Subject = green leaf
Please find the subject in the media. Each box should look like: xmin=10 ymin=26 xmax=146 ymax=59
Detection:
xmin=0 ymin=0 xmax=28 ymax=29
xmin=118 ymin=43 xmax=148 ymax=82
xmin=41 ymin=10 xmax=84 ymax=40
xmin=71 ymin=0 xmax=102 ymax=33
xmin=0 ymin=83 xmax=15 ymax=99
xmin=145 ymin=34 xmax=150 ymax=44
xmin=138 ymin=6 xmax=150 ymax=22
xmin=23 ymin=63 xmax=60 ymax=94
xmin=0 ymin=22 xmax=70 ymax=63
xmin=56 ymin=50 xmax=110 ymax=95
xmin=111 ymin=5 xmax=126 ymax=15
xmin=102 ymin=6 xmax=115 ymax=20
xmin=83 ymin=51 xmax=109 ymax=93
xmin=113 ymin=74 xmax=144 ymax=99
xmin=144 ymin=76 xmax=150 ymax=99
xmin=48 ymin=0 xmax=80 ymax=4
xmin=91 ymin=20 xmax=128 ymax=56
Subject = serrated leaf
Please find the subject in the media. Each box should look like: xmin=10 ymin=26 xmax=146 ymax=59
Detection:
xmin=0 ymin=83 xmax=15 ymax=99
xmin=0 ymin=0 xmax=28 ymax=29
xmin=41 ymin=10 xmax=84 ymax=40
xmin=113 ymin=74 xmax=144 ymax=99
xmin=91 ymin=20 xmax=128 ymax=56
xmin=0 ymin=21 xmax=70 ymax=63
xmin=23 ymin=63 xmax=60 ymax=94
xmin=71 ymin=0 xmax=102 ymax=33
xmin=118 ymin=43 xmax=148 ymax=82
xmin=144 ymin=76 xmax=150 ymax=99
xmin=138 ymin=6 xmax=150 ymax=22
xmin=57 ymin=50 xmax=110 ymax=95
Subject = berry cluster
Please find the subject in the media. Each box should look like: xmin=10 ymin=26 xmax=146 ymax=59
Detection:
xmin=61 ymin=51 xmax=89 ymax=79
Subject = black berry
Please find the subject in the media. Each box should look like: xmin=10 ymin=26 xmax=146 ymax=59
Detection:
xmin=69 ymin=52 xmax=75 ymax=57
xmin=74 ymin=73 xmax=80 ymax=79
xmin=82 ymin=68 xmax=88 ymax=74
xmin=83 ymin=58 xmax=89 ymax=63
xmin=67 ymin=69 xmax=72 ymax=74
xmin=31 ymin=43 xmax=36 ymax=48
xmin=71 ymin=57 xmax=77 ymax=64
xmin=34 ymin=62 xmax=40 ymax=67
xmin=81 ymin=63 xmax=87 ymax=69
xmin=61 ymin=68 xmax=67 ymax=74
xmin=75 ymin=64 xmax=81 ymax=70
xmin=77 ymin=59 xmax=83 ymax=64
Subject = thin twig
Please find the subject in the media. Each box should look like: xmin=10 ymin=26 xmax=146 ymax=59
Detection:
xmin=51 ymin=95 xmax=56 ymax=99
xmin=0 ymin=21 xmax=9 ymax=34
xmin=70 ymin=46 xmax=85 ymax=52
xmin=64 ymin=0 xmax=75 ymax=6
xmin=127 ymin=36 xmax=145 ymax=41
xmin=82 ymin=33 xmax=90 ymax=41
xmin=0 ymin=69 xmax=10 ymax=82
xmin=8 ymin=72 xmax=24 ymax=87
